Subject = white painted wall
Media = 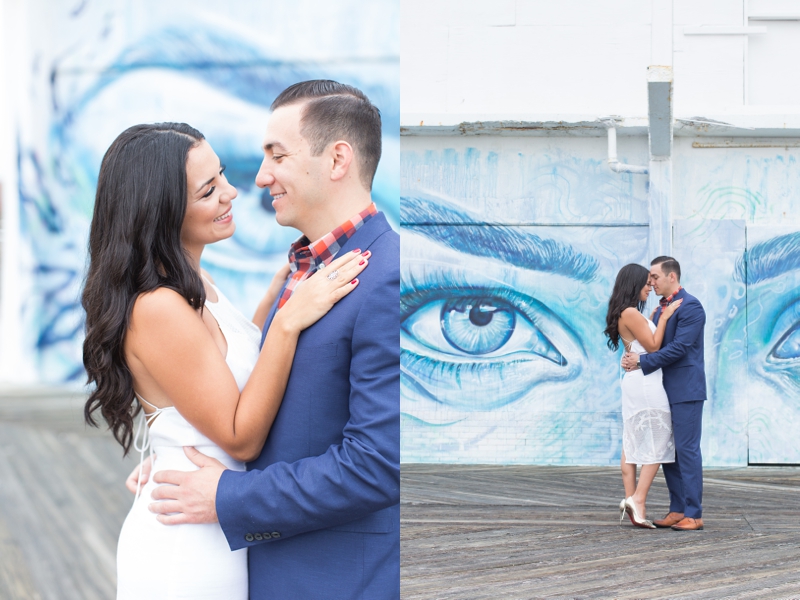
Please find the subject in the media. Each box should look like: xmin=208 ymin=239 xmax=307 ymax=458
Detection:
xmin=400 ymin=0 xmax=800 ymax=466
xmin=401 ymin=0 xmax=800 ymax=124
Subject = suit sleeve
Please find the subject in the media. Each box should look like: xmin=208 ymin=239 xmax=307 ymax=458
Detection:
xmin=215 ymin=242 xmax=400 ymax=550
xmin=640 ymin=301 xmax=705 ymax=375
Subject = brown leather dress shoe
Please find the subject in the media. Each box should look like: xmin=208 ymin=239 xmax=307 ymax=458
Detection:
xmin=671 ymin=517 xmax=704 ymax=531
xmin=653 ymin=512 xmax=685 ymax=528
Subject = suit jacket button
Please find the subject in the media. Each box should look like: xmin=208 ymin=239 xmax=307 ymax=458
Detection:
xmin=271 ymin=531 xmax=281 ymax=538
xmin=254 ymin=533 xmax=263 ymax=541
xmin=245 ymin=534 xmax=254 ymax=542
xmin=263 ymin=532 xmax=272 ymax=539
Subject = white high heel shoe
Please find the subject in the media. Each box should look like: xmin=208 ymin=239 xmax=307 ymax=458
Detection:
xmin=624 ymin=496 xmax=656 ymax=529
xmin=619 ymin=499 xmax=627 ymax=523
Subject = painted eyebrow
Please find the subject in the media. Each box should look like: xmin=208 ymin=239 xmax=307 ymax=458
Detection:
xmin=195 ymin=164 xmax=224 ymax=194
xmin=401 ymin=194 xmax=599 ymax=282
xmin=735 ymin=232 xmax=800 ymax=284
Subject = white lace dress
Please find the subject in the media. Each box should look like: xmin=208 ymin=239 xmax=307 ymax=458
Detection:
xmin=116 ymin=281 xmax=261 ymax=599
xmin=620 ymin=317 xmax=676 ymax=465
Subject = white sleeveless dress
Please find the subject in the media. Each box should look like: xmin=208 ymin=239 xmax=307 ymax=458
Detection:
xmin=620 ymin=316 xmax=676 ymax=465
xmin=116 ymin=281 xmax=262 ymax=599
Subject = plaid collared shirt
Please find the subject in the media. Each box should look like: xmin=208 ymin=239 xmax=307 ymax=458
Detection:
xmin=659 ymin=286 xmax=683 ymax=308
xmin=277 ymin=203 xmax=378 ymax=308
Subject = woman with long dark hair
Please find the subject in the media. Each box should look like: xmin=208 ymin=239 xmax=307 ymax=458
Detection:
xmin=82 ymin=123 xmax=369 ymax=598
xmin=604 ymin=263 xmax=681 ymax=529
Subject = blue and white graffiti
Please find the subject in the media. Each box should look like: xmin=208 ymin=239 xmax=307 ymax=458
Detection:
xmin=401 ymin=143 xmax=800 ymax=465
xmin=16 ymin=1 xmax=399 ymax=382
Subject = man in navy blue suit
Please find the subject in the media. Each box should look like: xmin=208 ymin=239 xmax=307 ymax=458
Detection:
xmin=149 ymin=80 xmax=400 ymax=598
xmin=622 ymin=256 xmax=706 ymax=531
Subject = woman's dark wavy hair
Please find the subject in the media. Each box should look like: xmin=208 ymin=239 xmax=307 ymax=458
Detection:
xmin=604 ymin=263 xmax=650 ymax=351
xmin=82 ymin=122 xmax=206 ymax=454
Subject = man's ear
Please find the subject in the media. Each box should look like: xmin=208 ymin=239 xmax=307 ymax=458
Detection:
xmin=330 ymin=140 xmax=354 ymax=182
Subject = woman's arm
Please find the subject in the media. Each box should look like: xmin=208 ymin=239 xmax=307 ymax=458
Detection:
xmin=252 ymin=263 xmax=291 ymax=329
xmin=619 ymin=300 xmax=682 ymax=353
xmin=126 ymin=250 xmax=368 ymax=462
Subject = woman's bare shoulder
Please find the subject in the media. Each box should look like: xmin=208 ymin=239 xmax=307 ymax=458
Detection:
xmin=131 ymin=288 xmax=195 ymax=326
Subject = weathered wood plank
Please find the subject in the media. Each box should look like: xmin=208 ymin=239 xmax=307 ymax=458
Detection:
xmin=0 ymin=514 xmax=42 ymax=600
xmin=401 ymin=464 xmax=800 ymax=599
xmin=0 ymin=401 xmax=135 ymax=600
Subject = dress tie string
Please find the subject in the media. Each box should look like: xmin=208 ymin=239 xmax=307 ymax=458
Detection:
xmin=132 ymin=393 xmax=164 ymax=502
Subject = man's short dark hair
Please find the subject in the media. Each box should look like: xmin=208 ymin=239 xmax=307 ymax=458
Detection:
xmin=271 ymin=80 xmax=382 ymax=191
xmin=651 ymin=256 xmax=681 ymax=281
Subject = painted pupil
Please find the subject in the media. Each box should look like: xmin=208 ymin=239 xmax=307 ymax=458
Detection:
xmin=469 ymin=304 xmax=494 ymax=327
xmin=440 ymin=298 xmax=515 ymax=355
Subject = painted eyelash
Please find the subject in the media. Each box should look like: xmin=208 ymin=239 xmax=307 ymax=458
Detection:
xmin=768 ymin=300 xmax=800 ymax=364
xmin=402 ymin=348 xmax=530 ymax=382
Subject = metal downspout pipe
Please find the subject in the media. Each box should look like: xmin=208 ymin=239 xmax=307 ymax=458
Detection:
xmin=601 ymin=64 xmax=674 ymax=261
xmin=605 ymin=125 xmax=649 ymax=175
xmin=647 ymin=65 xmax=674 ymax=260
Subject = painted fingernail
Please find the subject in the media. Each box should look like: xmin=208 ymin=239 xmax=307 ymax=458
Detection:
xmin=351 ymin=279 xmax=358 ymax=285
xmin=359 ymin=260 xmax=366 ymax=265
xmin=352 ymin=248 xmax=361 ymax=253
xmin=362 ymin=250 xmax=371 ymax=257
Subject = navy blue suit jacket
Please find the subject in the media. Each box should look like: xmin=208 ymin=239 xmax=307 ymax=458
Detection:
xmin=216 ymin=212 xmax=400 ymax=599
xmin=640 ymin=288 xmax=707 ymax=403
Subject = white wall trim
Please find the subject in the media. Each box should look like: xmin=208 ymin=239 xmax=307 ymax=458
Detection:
xmin=683 ymin=26 xmax=767 ymax=34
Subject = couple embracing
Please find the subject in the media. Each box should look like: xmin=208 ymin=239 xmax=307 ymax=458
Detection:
xmin=82 ymin=81 xmax=400 ymax=599
xmin=605 ymin=257 xmax=707 ymax=532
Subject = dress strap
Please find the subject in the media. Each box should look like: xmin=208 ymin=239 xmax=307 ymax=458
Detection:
xmin=135 ymin=392 xmax=162 ymax=412
xmin=619 ymin=335 xmax=634 ymax=352
xmin=132 ymin=393 xmax=164 ymax=502
xmin=619 ymin=331 xmax=636 ymax=379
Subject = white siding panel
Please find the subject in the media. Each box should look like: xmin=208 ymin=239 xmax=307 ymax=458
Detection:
xmin=673 ymin=34 xmax=745 ymax=111
xmin=446 ymin=25 xmax=650 ymax=115
xmin=673 ymin=0 xmax=744 ymax=26
xmin=448 ymin=0 xmax=516 ymax=27
xmin=748 ymin=21 xmax=800 ymax=105
xmin=402 ymin=25 xmax=449 ymax=113
xmin=515 ymin=0 xmax=651 ymax=26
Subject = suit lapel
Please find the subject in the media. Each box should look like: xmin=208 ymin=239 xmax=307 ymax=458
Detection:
xmin=653 ymin=306 xmax=663 ymax=325
xmin=658 ymin=288 xmax=687 ymax=344
xmin=260 ymin=279 xmax=288 ymax=348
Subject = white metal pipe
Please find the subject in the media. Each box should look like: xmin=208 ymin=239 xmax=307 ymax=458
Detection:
xmin=606 ymin=127 xmax=649 ymax=175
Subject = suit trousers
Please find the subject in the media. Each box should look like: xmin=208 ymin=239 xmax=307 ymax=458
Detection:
xmin=662 ymin=400 xmax=704 ymax=518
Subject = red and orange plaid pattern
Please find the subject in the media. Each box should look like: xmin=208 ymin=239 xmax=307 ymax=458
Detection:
xmin=277 ymin=202 xmax=378 ymax=308
xmin=659 ymin=286 xmax=682 ymax=308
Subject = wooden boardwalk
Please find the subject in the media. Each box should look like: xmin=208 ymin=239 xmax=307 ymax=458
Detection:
xmin=3 ymin=390 xmax=799 ymax=599
xmin=0 ymin=389 xmax=135 ymax=600
xmin=402 ymin=464 xmax=800 ymax=599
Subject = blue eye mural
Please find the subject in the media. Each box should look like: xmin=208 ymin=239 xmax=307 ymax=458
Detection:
xmin=402 ymin=277 xmax=578 ymax=411
xmin=401 ymin=143 xmax=800 ymax=466
xmin=771 ymin=323 xmax=800 ymax=360
xmin=13 ymin=1 xmax=399 ymax=383
xmin=727 ymin=229 xmax=800 ymax=464
xmin=400 ymin=174 xmax=648 ymax=460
